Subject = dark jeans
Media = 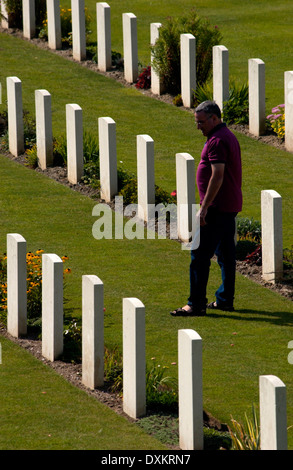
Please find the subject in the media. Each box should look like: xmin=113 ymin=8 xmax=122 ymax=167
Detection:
xmin=188 ymin=207 xmax=237 ymax=309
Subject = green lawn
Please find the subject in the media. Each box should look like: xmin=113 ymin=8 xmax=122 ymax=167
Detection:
xmin=0 ymin=334 xmax=167 ymax=450
xmin=0 ymin=0 xmax=293 ymax=449
xmin=0 ymin=32 xmax=292 ymax=246
xmin=0 ymin=154 xmax=293 ymax=449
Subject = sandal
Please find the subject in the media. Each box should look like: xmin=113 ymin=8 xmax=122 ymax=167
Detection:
xmin=170 ymin=307 xmax=206 ymax=317
xmin=207 ymin=301 xmax=234 ymax=312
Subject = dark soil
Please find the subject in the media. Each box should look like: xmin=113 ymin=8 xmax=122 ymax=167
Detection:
xmin=0 ymin=25 xmax=292 ymax=449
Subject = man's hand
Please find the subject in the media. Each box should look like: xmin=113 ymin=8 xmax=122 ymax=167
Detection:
xmin=200 ymin=163 xmax=225 ymax=225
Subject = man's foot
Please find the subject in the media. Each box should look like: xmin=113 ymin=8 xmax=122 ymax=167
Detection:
xmin=207 ymin=301 xmax=234 ymax=312
xmin=170 ymin=305 xmax=206 ymax=317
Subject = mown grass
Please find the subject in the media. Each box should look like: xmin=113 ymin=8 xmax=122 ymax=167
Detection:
xmin=0 ymin=335 xmax=167 ymax=450
xmin=0 ymin=32 xmax=292 ymax=246
xmin=0 ymin=154 xmax=293 ymax=449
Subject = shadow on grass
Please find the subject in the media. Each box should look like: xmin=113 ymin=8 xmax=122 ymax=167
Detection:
xmin=207 ymin=308 xmax=293 ymax=326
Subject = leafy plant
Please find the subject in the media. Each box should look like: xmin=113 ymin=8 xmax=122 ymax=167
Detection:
xmin=236 ymin=216 xmax=262 ymax=243
xmin=145 ymin=358 xmax=178 ymax=410
xmin=222 ymin=81 xmax=249 ymax=125
xmin=104 ymin=346 xmax=123 ymax=392
xmin=172 ymin=94 xmax=183 ymax=107
xmin=266 ymin=104 xmax=285 ymax=140
xmin=151 ymin=9 xmax=222 ymax=95
xmin=63 ymin=318 xmax=82 ymax=362
xmin=39 ymin=6 xmax=92 ymax=46
xmin=193 ymin=81 xmax=213 ymax=106
xmin=3 ymin=0 xmax=46 ymax=31
xmin=228 ymin=405 xmax=260 ymax=450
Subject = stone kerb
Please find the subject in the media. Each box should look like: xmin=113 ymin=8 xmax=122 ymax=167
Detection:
xmin=122 ymin=13 xmax=138 ymax=84
xmin=180 ymin=33 xmax=196 ymax=108
xmin=178 ymin=329 xmax=203 ymax=450
xmin=98 ymin=116 xmax=118 ymax=202
xmin=176 ymin=153 xmax=196 ymax=243
xmin=137 ymin=134 xmax=155 ymax=223
xmin=66 ymin=103 xmax=84 ymax=184
xmin=42 ymin=253 xmax=63 ymax=361
xmin=285 ymin=71 xmax=293 ymax=152
xmin=97 ymin=2 xmax=111 ymax=72
xmin=261 ymin=189 xmax=283 ymax=283
xmin=22 ymin=0 xmax=35 ymax=39
xmin=259 ymin=375 xmax=287 ymax=450
xmin=150 ymin=22 xmax=163 ymax=95
xmin=123 ymin=297 xmax=146 ymax=419
xmin=213 ymin=45 xmax=229 ymax=112
xmin=7 ymin=233 xmax=27 ymax=338
xmin=7 ymin=76 xmax=24 ymax=157
xmin=35 ymin=89 xmax=53 ymax=170
xmin=47 ymin=0 xmax=62 ymax=50
xmin=71 ymin=0 xmax=86 ymax=61
xmin=82 ymin=275 xmax=104 ymax=390
xmin=249 ymin=58 xmax=265 ymax=137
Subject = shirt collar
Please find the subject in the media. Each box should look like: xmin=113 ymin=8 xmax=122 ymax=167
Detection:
xmin=207 ymin=122 xmax=226 ymax=139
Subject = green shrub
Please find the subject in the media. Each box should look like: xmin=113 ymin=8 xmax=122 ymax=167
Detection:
xmin=151 ymin=9 xmax=222 ymax=95
xmin=3 ymin=0 xmax=46 ymax=31
xmin=194 ymin=80 xmax=248 ymax=125
xmin=145 ymin=358 xmax=178 ymax=410
xmin=222 ymin=81 xmax=249 ymax=125
xmin=39 ymin=6 xmax=92 ymax=46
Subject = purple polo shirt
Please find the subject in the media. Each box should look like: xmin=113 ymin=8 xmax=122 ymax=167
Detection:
xmin=196 ymin=123 xmax=242 ymax=212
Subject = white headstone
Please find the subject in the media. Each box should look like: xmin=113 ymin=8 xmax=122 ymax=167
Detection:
xmin=71 ymin=0 xmax=86 ymax=61
xmin=261 ymin=190 xmax=283 ymax=283
xmin=66 ymin=103 xmax=84 ymax=184
xmin=123 ymin=297 xmax=146 ymax=419
xmin=213 ymin=45 xmax=229 ymax=111
xmin=285 ymin=71 xmax=293 ymax=152
xmin=1 ymin=0 xmax=10 ymax=28
xmin=98 ymin=116 xmax=118 ymax=201
xmin=259 ymin=375 xmax=287 ymax=450
xmin=249 ymin=58 xmax=265 ymax=136
xmin=97 ymin=2 xmax=111 ymax=71
xmin=35 ymin=89 xmax=53 ymax=169
xmin=178 ymin=329 xmax=203 ymax=450
xmin=180 ymin=34 xmax=196 ymax=108
xmin=150 ymin=22 xmax=163 ymax=95
xmin=47 ymin=0 xmax=62 ymax=50
xmin=7 ymin=234 xmax=27 ymax=338
xmin=42 ymin=254 xmax=63 ymax=361
xmin=6 ymin=76 xmax=24 ymax=157
xmin=137 ymin=134 xmax=155 ymax=222
xmin=22 ymin=0 xmax=35 ymax=39
xmin=122 ymin=13 xmax=138 ymax=83
xmin=176 ymin=153 xmax=196 ymax=242
xmin=82 ymin=275 xmax=104 ymax=389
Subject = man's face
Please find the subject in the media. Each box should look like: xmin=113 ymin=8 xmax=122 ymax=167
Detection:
xmin=195 ymin=111 xmax=218 ymax=136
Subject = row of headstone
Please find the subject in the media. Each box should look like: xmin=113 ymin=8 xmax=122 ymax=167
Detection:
xmin=5 ymin=75 xmax=284 ymax=279
xmin=2 ymin=1 xmax=293 ymax=149
xmin=5 ymin=231 xmax=288 ymax=449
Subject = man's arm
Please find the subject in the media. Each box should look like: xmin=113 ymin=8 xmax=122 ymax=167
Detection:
xmin=200 ymin=163 xmax=225 ymax=225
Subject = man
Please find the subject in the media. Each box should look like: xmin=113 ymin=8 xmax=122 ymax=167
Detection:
xmin=171 ymin=100 xmax=242 ymax=316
